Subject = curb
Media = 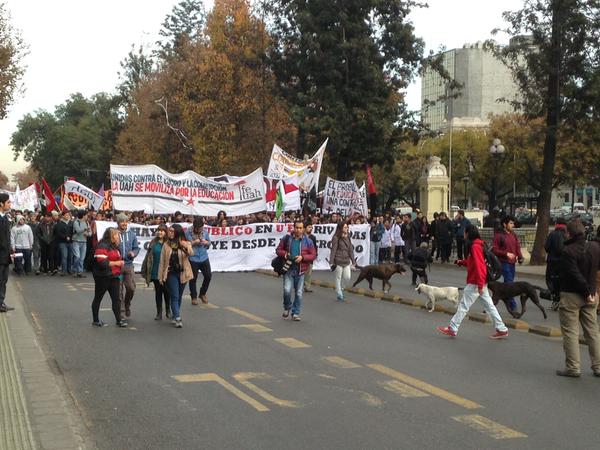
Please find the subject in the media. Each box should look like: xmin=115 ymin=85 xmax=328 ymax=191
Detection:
xmin=254 ymin=269 xmax=574 ymax=342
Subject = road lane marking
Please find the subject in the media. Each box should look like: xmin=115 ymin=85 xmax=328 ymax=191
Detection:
xmin=200 ymin=303 xmax=219 ymax=309
xmin=233 ymin=372 xmax=300 ymax=408
xmin=322 ymin=356 xmax=362 ymax=369
xmin=452 ymin=415 xmax=527 ymax=439
xmin=275 ymin=338 xmax=312 ymax=349
xmin=229 ymin=324 xmax=273 ymax=333
xmin=172 ymin=373 xmax=269 ymax=412
xmin=99 ymin=308 xmax=112 ymax=311
xmin=379 ymin=380 xmax=430 ymax=398
xmin=224 ymin=307 xmax=270 ymax=323
xmin=367 ymin=364 xmax=482 ymax=410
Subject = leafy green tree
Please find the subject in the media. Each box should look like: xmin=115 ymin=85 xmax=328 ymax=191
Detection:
xmin=0 ymin=2 xmax=27 ymax=119
xmin=117 ymin=44 xmax=155 ymax=109
xmin=10 ymin=93 xmax=122 ymax=187
xmin=268 ymin=0 xmax=425 ymax=179
xmin=495 ymin=0 xmax=600 ymax=264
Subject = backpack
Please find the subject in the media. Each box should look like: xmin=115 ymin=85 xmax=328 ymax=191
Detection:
xmin=483 ymin=243 xmax=503 ymax=282
xmin=272 ymin=235 xmax=292 ymax=276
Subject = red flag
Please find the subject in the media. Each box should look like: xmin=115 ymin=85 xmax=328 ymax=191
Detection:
xmin=41 ymin=178 xmax=57 ymax=212
xmin=366 ymin=166 xmax=377 ymax=195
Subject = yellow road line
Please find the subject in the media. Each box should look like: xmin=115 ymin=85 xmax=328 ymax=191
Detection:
xmin=367 ymin=364 xmax=482 ymax=410
xmin=200 ymin=303 xmax=219 ymax=309
xmin=275 ymin=338 xmax=312 ymax=349
xmin=233 ymin=372 xmax=300 ymax=408
xmin=322 ymin=356 xmax=362 ymax=369
xmin=379 ymin=380 xmax=430 ymax=398
xmin=224 ymin=307 xmax=270 ymax=323
xmin=229 ymin=324 xmax=273 ymax=333
xmin=452 ymin=415 xmax=527 ymax=439
xmin=172 ymin=373 xmax=269 ymax=412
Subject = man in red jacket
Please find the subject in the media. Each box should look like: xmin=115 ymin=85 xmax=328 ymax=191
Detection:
xmin=437 ymin=225 xmax=509 ymax=339
xmin=276 ymin=220 xmax=317 ymax=321
xmin=492 ymin=216 xmax=523 ymax=312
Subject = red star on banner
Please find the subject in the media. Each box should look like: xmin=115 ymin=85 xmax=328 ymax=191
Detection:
xmin=186 ymin=198 xmax=195 ymax=206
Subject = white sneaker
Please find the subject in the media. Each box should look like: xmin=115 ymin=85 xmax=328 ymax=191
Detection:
xmin=292 ymin=315 xmax=301 ymax=322
xmin=175 ymin=320 xmax=183 ymax=328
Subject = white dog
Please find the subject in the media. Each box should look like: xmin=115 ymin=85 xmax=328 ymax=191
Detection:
xmin=415 ymin=283 xmax=461 ymax=312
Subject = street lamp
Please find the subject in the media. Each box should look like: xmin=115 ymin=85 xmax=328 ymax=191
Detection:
xmin=489 ymin=138 xmax=505 ymax=211
xmin=462 ymin=175 xmax=469 ymax=210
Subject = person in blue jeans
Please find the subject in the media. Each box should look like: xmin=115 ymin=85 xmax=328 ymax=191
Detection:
xmin=158 ymin=224 xmax=193 ymax=328
xmin=185 ymin=218 xmax=212 ymax=305
xmin=53 ymin=211 xmax=73 ymax=275
xmin=72 ymin=210 xmax=90 ymax=278
xmin=275 ymin=221 xmax=317 ymax=321
xmin=492 ymin=216 xmax=523 ymax=312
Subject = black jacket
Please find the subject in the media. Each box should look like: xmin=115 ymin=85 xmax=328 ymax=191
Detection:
xmin=544 ymin=228 xmax=565 ymax=263
xmin=53 ymin=220 xmax=72 ymax=244
xmin=408 ymin=247 xmax=432 ymax=270
xmin=0 ymin=215 xmax=11 ymax=265
xmin=435 ymin=219 xmax=453 ymax=244
xmin=559 ymin=236 xmax=600 ymax=298
xmin=401 ymin=221 xmax=417 ymax=243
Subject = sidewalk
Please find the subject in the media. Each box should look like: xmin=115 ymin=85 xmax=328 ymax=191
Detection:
xmin=1 ymin=278 xmax=89 ymax=450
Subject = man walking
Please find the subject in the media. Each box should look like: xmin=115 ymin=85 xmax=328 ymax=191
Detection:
xmin=303 ymin=222 xmax=317 ymax=293
xmin=275 ymin=220 xmax=317 ymax=321
xmin=437 ymin=225 xmax=508 ymax=339
xmin=72 ymin=210 xmax=90 ymax=278
xmin=0 ymin=193 xmax=15 ymax=313
xmin=436 ymin=212 xmax=453 ymax=263
xmin=492 ymin=216 xmax=523 ymax=311
xmin=116 ymin=213 xmax=140 ymax=318
xmin=453 ymin=210 xmax=471 ymax=260
xmin=186 ymin=218 xmax=212 ymax=305
xmin=556 ymin=219 xmax=600 ymax=378
xmin=379 ymin=219 xmax=392 ymax=263
xmin=401 ymin=214 xmax=417 ymax=262
xmin=54 ymin=211 xmax=73 ymax=275
xmin=36 ymin=213 xmax=55 ymax=274
xmin=391 ymin=216 xmax=404 ymax=264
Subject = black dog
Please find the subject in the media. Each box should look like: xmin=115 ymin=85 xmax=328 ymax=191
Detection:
xmin=487 ymin=280 xmax=547 ymax=319
xmin=352 ymin=263 xmax=406 ymax=293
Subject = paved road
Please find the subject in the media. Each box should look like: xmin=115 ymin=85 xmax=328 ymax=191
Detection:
xmin=14 ymin=269 xmax=600 ymax=450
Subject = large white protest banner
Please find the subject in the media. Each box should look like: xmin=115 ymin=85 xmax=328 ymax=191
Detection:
xmin=96 ymin=221 xmax=369 ymax=273
xmin=6 ymin=185 xmax=39 ymax=211
xmin=110 ymin=165 xmax=266 ymax=216
xmin=267 ymin=139 xmax=327 ymax=192
xmin=322 ymin=177 xmax=367 ymax=217
xmin=64 ymin=180 xmax=104 ymax=210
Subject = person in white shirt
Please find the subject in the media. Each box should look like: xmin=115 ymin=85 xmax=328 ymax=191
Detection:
xmin=391 ymin=216 xmax=405 ymax=264
xmin=379 ymin=219 xmax=392 ymax=263
xmin=10 ymin=215 xmax=34 ymax=275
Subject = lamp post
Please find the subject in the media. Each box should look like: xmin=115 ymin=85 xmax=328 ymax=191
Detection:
xmin=462 ymin=175 xmax=469 ymax=210
xmin=489 ymin=138 xmax=505 ymax=211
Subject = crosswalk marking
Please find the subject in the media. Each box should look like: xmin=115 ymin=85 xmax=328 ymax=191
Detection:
xmin=224 ymin=307 xmax=270 ymax=323
xmin=322 ymin=356 xmax=362 ymax=369
xmin=452 ymin=415 xmax=527 ymax=439
xmin=275 ymin=338 xmax=311 ymax=349
xmin=379 ymin=380 xmax=430 ymax=398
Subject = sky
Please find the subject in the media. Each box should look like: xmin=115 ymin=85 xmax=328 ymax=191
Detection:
xmin=0 ymin=0 xmax=524 ymax=180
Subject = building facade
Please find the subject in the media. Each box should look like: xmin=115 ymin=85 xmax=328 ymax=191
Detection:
xmin=421 ymin=42 xmax=519 ymax=132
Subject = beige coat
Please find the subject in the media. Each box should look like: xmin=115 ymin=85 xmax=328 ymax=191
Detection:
xmin=158 ymin=241 xmax=193 ymax=284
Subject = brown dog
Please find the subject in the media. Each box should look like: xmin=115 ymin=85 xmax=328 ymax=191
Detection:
xmin=487 ymin=280 xmax=547 ymax=319
xmin=352 ymin=263 xmax=406 ymax=293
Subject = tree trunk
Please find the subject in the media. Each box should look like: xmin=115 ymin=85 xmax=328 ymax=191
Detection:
xmin=530 ymin=0 xmax=562 ymax=265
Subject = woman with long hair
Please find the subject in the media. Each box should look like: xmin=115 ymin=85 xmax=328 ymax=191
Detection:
xmin=91 ymin=228 xmax=127 ymax=327
xmin=329 ymin=221 xmax=356 ymax=302
xmin=158 ymin=224 xmax=193 ymax=328
xmin=141 ymin=224 xmax=170 ymax=320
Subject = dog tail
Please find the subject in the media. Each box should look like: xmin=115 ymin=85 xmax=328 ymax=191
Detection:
xmin=457 ymin=287 xmax=464 ymax=291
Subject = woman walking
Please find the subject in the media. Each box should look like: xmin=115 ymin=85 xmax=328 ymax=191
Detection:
xmin=141 ymin=224 xmax=171 ymax=320
xmin=158 ymin=224 xmax=193 ymax=328
xmin=330 ymin=222 xmax=356 ymax=302
xmin=91 ymin=228 xmax=127 ymax=327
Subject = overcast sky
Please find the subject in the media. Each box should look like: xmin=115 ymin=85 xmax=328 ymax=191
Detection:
xmin=0 ymin=0 xmax=524 ymax=179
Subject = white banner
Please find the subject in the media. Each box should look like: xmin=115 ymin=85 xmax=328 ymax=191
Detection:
xmin=110 ymin=165 xmax=266 ymax=216
xmin=96 ymin=221 xmax=370 ymax=273
xmin=7 ymin=185 xmax=39 ymax=211
xmin=267 ymin=139 xmax=327 ymax=192
xmin=322 ymin=177 xmax=367 ymax=217
xmin=64 ymin=180 xmax=104 ymax=210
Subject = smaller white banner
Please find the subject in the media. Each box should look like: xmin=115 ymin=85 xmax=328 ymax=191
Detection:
xmin=322 ymin=177 xmax=367 ymax=217
xmin=64 ymin=180 xmax=104 ymax=210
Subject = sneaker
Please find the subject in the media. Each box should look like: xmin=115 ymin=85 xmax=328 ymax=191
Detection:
xmin=175 ymin=319 xmax=183 ymax=328
xmin=154 ymin=313 xmax=162 ymax=321
xmin=489 ymin=329 xmax=509 ymax=339
xmin=436 ymin=326 xmax=457 ymax=337
xmin=171 ymin=319 xmax=177 ymax=325
xmin=282 ymin=309 xmax=290 ymax=319
xmin=117 ymin=320 xmax=128 ymax=328
xmin=92 ymin=320 xmax=106 ymax=327
xmin=0 ymin=303 xmax=14 ymax=312
xmin=191 ymin=298 xmax=199 ymax=306
xmin=555 ymin=369 xmax=580 ymax=378
xmin=336 ymin=294 xmax=344 ymax=302
xmin=292 ymin=315 xmax=301 ymax=321
xmin=304 ymin=288 xmax=313 ymax=293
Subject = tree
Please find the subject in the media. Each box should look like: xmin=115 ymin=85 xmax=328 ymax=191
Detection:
xmin=12 ymin=165 xmax=39 ymax=188
xmin=0 ymin=2 xmax=27 ymax=119
xmin=117 ymin=44 xmax=155 ymax=110
xmin=156 ymin=0 xmax=206 ymax=61
xmin=11 ymin=93 xmax=122 ymax=187
xmin=495 ymin=0 xmax=600 ymax=264
xmin=0 ymin=170 xmax=8 ymax=189
xmin=268 ymin=0 xmax=425 ymax=179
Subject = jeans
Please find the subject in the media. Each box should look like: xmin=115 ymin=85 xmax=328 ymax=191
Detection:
xmin=189 ymin=259 xmax=212 ymax=299
xmin=283 ymin=268 xmax=304 ymax=316
xmin=370 ymin=241 xmax=381 ymax=265
xmin=449 ymin=284 xmax=508 ymax=334
xmin=152 ymin=280 xmax=171 ymax=316
xmin=14 ymin=248 xmax=32 ymax=274
xmin=379 ymin=246 xmax=391 ymax=263
xmin=501 ymin=262 xmax=517 ymax=310
xmin=335 ymin=264 xmax=351 ymax=298
xmin=394 ymin=245 xmax=403 ymax=264
xmin=166 ymin=272 xmax=186 ymax=320
xmin=58 ymin=242 xmax=72 ymax=273
xmin=72 ymin=241 xmax=87 ymax=274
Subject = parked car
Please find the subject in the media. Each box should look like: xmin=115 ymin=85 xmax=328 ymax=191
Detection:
xmin=515 ymin=211 xmax=537 ymax=227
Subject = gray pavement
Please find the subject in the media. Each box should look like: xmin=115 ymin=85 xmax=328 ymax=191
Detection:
xmin=6 ymin=269 xmax=600 ymax=449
